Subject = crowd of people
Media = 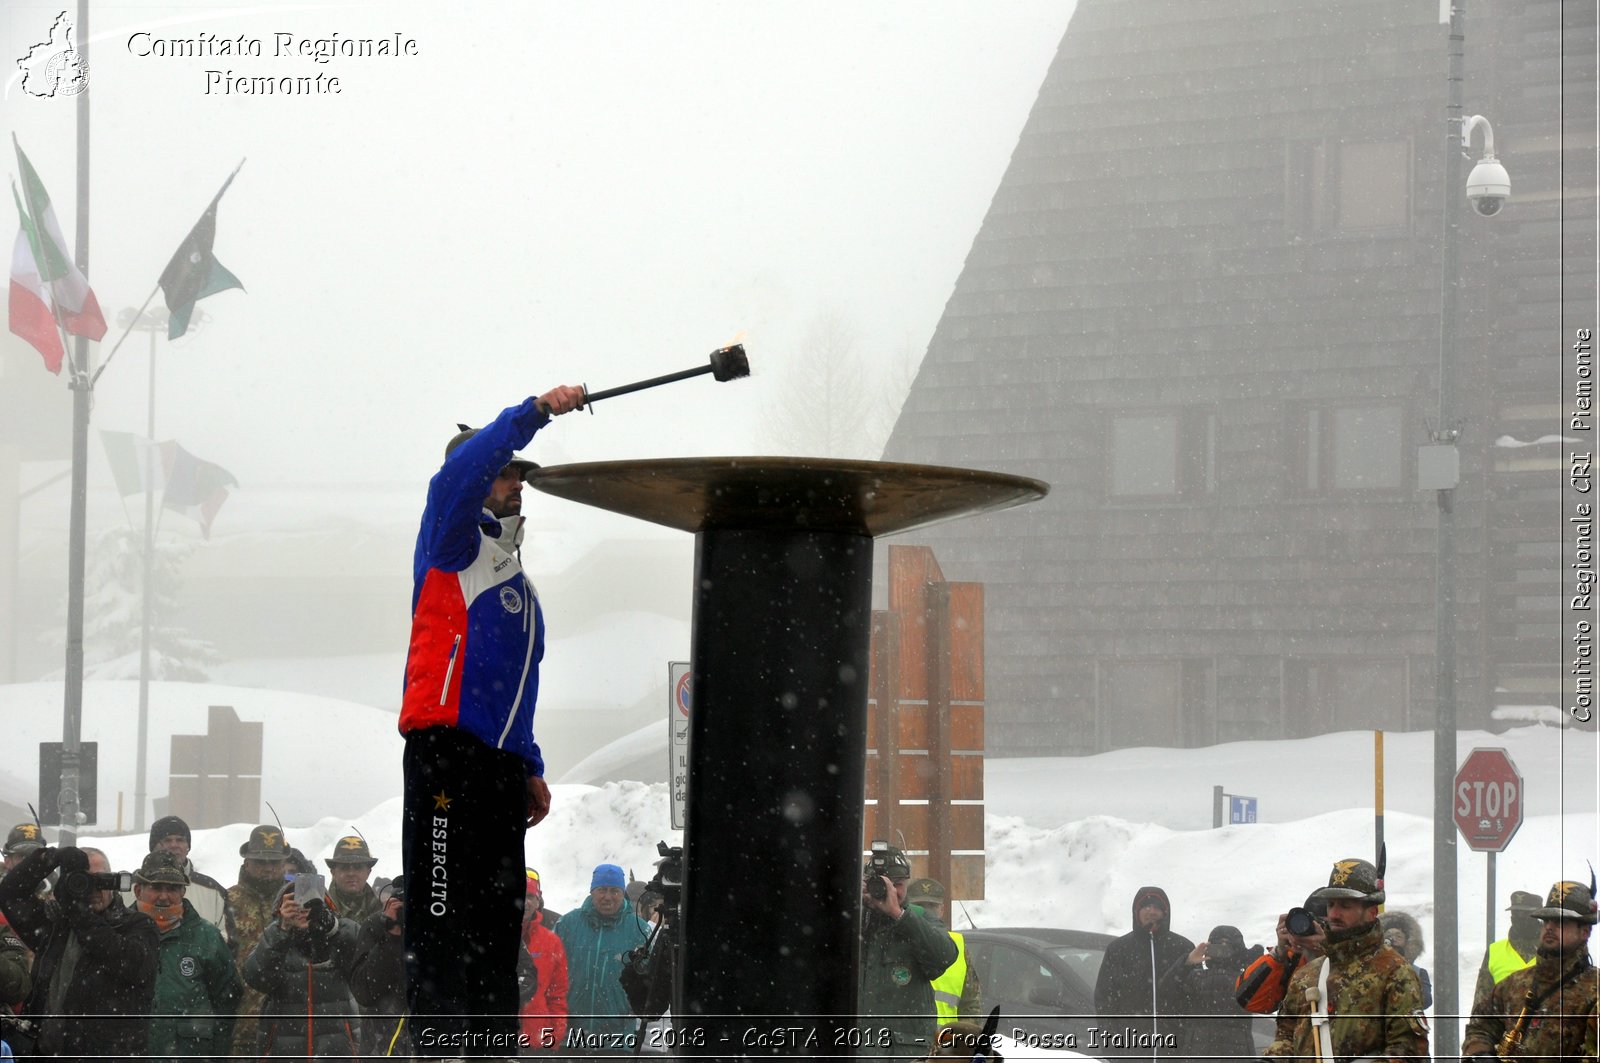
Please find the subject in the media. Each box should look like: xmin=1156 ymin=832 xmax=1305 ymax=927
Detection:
xmin=1090 ymin=857 xmax=1597 ymax=1063
xmin=0 ymin=816 xmax=664 ymax=1060
xmin=0 ymin=823 xmax=1596 ymax=1061
xmin=0 ymin=819 xmax=992 ymax=1061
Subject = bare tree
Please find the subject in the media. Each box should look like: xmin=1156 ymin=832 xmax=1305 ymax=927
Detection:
xmin=763 ymin=313 xmax=881 ymax=459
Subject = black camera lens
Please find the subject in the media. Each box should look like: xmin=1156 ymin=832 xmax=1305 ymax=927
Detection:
xmin=1285 ymin=907 xmax=1321 ymax=937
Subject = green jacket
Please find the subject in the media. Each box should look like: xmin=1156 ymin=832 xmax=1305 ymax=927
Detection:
xmin=1463 ymin=950 xmax=1598 ymax=1062
xmin=148 ymin=899 xmax=243 ymax=1063
xmin=1265 ymin=918 xmax=1428 ymax=1063
xmin=859 ymin=903 xmax=959 ymax=1059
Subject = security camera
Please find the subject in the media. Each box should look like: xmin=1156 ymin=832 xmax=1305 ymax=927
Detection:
xmin=1466 ymin=155 xmax=1510 ymax=217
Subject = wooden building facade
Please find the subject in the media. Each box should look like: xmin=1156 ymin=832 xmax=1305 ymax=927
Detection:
xmin=880 ymin=0 xmax=1596 ymax=755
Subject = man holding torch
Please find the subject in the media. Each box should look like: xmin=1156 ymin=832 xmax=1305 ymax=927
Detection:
xmin=399 ymin=384 xmax=585 ymax=1056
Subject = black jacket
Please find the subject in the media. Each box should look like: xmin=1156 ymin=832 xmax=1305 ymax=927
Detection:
xmin=241 ymin=887 xmax=362 ymax=1058
xmin=1092 ymin=886 xmax=1194 ymax=1054
xmin=0 ymin=847 xmax=159 ymax=1062
xmin=349 ymin=910 xmax=408 ymax=1059
xmin=1172 ymin=957 xmax=1257 ymax=1059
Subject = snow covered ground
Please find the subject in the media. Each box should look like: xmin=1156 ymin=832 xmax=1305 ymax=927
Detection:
xmin=2 ymin=675 xmax=1594 ymax=1054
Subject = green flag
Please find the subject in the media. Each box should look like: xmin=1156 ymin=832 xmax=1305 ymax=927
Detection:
xmin=158 ymin=161 xmax=244 ymax=340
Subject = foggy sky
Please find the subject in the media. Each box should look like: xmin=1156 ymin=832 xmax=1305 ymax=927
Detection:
xmin=4 ymin=1 xmax=1076 ymax=486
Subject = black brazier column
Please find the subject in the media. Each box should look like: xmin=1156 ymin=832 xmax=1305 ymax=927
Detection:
xmin=529 ymin=458 xmax=1047 ymax=1059
xmin=680 ymin=525 xmax=873 ymax=1049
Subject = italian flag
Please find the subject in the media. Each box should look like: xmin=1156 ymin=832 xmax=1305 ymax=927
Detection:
xmin=8 ymin=139 xmax=106 ymax=373
xmin=9 ymin=183 xmax=63 ymax=373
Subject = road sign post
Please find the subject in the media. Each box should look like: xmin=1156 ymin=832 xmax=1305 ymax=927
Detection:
xmin=669 ymin=662 xmax=691 ymax=830
xmin=1454 ymin=747 xmax=1524 ymax=952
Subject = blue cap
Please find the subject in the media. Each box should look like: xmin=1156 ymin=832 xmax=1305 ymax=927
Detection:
xmin=591 ymin=863 xmax=626 ymax=891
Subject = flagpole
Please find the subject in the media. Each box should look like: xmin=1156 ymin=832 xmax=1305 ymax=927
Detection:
xmin=89 ymin=282 xmax=161 ymax=388
xmin=58 ymin=0 xmax=92 ymax=847
xmin=135 ymin=321 xmax=158 ymax=832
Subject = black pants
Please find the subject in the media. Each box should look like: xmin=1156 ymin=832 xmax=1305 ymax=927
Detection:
xmin=402 ymin=726 xmax=528 ymax=1058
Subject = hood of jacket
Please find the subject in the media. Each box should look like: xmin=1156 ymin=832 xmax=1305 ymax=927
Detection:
xmin=1129 ymin=885 xmax=1173 ymax=934
xmin=1379 ymin=909 xmax=1426 ymax=961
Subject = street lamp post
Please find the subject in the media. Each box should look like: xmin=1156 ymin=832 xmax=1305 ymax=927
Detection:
xmin=1433 ymin=2 xmax=1508 ymax=1054
xmin=118 ymin=306 xmax=171 ymax=833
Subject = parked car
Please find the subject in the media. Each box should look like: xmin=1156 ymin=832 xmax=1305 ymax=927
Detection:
xmin=962 ymin=927 xmax=1113 ymax=1052
xmin=961 ymin=927 xmax=1274 ymax=1056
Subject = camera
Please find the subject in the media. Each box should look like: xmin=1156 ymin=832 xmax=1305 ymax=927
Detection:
xmin=1466 ymin=156 xmax=1510 ymax=217
xmin=863 ymin=840 xmax=896 ymax=900
xmin=647 ymin=841 xmax=683 ymax=914
xmin=53 ymin=847 xmax=131 ymax=904
xmin=1285 ymin=906 xmax=1325 ymax=938
xmin=621 ymin=841 xmax=683 ymax=1022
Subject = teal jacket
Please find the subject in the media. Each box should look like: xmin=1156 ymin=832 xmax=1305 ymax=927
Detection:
xmin=148 ymin=899 xmax=243 ymax=1062
xmin=552 ymin=896 xmax=651 ymax=1050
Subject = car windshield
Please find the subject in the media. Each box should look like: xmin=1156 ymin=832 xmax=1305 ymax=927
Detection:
xmin=1045 ymin=944 xmax=1107 ymax=996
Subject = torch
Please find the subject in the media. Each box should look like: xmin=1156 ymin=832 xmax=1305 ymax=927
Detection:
xmin=577 ymin=344 xmax=749 ymax=412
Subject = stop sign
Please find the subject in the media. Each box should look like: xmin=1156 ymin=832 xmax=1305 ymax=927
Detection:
xmin=1454 ymin=748 xmax=1524 ymax=852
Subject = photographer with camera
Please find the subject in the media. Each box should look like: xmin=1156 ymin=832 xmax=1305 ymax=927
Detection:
xmin=1171 ymin=925 xmax=1258 ymax=1061
xmin=241 ymin=874 xmax=362 ymax=1057
xmin=350 ymin=875 xmax=411 ymax=1060
xmin=859 ymin=843 xmax=958 ymax=1060
xmin=1234 ymin=893 xmax=1328 ymax=1013
xmin=0 ymin=844 xmax=158 ymax=1060
xmin=1262 ymin=856 xmax=1427 ymax=1063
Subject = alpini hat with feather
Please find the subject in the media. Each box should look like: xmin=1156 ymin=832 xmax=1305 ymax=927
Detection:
xmin=324 ymin=834 xmax=378 ymax=868
xmin=1531 ymin=879 xmax=1599 ymax=924
xmin=239 ymin=824 xmax=290 ymax=859
xmin=1311 ymin=857 xmax=1386 ymax=905
xmin=3 ymin=823 xmax=44 ymax=856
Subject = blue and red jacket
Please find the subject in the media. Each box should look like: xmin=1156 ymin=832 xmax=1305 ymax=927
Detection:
xmin=399 ymin=398 xmax=550 ymax=776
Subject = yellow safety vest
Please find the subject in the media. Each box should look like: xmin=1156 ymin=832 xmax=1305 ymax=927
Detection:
xmin=931 ymin=931 xmax=968 ymax=1025
xmin=1487 ymin=939 xmax=1536 ymax=984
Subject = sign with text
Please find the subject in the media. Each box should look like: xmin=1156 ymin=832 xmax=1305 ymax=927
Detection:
xmin=669 ymin=661 xmax=691 ymax=830
xmin=1229 ymin=795 xmax=1258 ymax=823
xmin=1453 ymin=747 xmax=1523 ymax=852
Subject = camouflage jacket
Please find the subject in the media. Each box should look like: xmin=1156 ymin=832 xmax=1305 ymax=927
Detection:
xmin=329 ymin=883 xmax=379 ymax=924
xmin=1264 ymin=919 xmax=1428 ymax=1063
xmin=226 ymin=869 xmax=286 ymax=1055
xmin=1463 ymin=951 xmax=1598 ymax=1062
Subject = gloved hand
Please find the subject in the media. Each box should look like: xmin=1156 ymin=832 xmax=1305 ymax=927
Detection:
xmin=304 ymin=898 xmax=336 ymax=939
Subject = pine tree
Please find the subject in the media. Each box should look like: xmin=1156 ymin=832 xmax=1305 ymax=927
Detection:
xmin=73 ymin=524 xmax=218 ymax=680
